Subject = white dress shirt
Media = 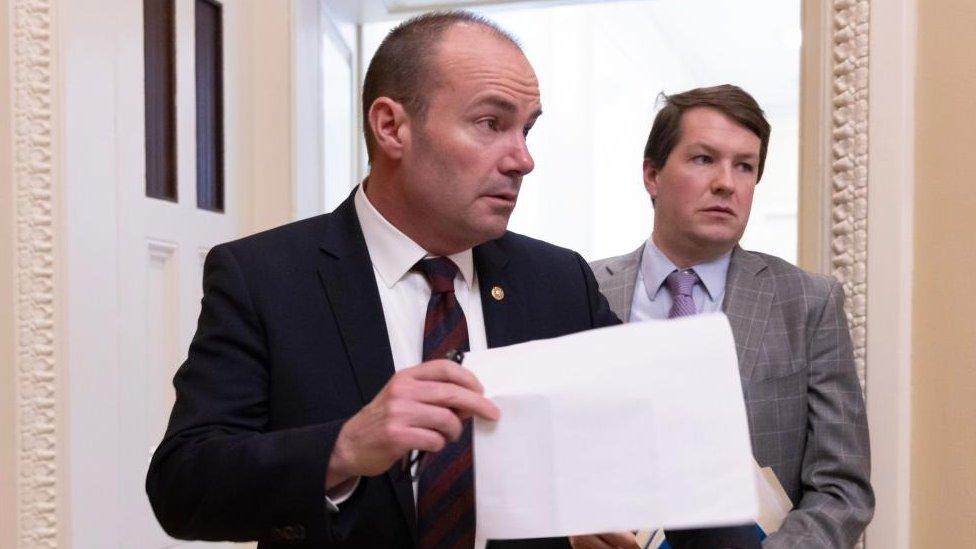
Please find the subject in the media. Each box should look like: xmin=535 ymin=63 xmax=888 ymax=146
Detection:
xmin=629 ymin=238 xmax=732 ymax=322
xmin=326 ymin=185 xmax=489 ymax=508
xmin=354 ymin=185 xmax=488 ymax=370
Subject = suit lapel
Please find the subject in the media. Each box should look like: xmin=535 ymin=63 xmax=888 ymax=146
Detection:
xmin=317 ymin=194 xmax=395 ymax=403
xmin=597 ymin=244 xmax=643 ymax=321
xmin=474 ymin=239 xmax=528 ymax=348
xmin=722 ymin=247 xmax=774 ymax=381
xmin=316 ymin=192 xmax=416 ymax=539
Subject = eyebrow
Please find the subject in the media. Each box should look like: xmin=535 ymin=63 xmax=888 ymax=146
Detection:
xmin=690 ymin=141 xmax=759 ymax=162
xmin=476 ymin=96 xmax=517 ymax=113
xmin=473 ymin=96 xmax=543 ymax=122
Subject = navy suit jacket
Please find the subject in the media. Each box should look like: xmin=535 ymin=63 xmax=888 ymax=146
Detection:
xmin=146 ymin=192 xmax=619 ymax=547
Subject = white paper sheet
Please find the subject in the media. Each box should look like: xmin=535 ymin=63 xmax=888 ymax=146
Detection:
xmin=636 ymin=458 xmax=795 ymax=547
xmin=465 ymin=313 xmax=758 ymax=540
xmin=755 ymin=461 xmax=793 ymax=536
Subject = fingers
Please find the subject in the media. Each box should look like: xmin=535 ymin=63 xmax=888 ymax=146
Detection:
xmin=407 ymin=402 xmax=465 ymax=443
xmin=569 ymin=535 xmax=615 ymax=549
xmin=381 ymin=403 xmax=463 ymax=456
xmin=412 ymin=379 xmax=500 ymax=421
xmin=399 ymin=360 xmax=500 ymax=421
xmin=570 ymin=533 xmax=641 ymax=549
xmin=401 ymin=426 xmax=451 ymax=453
xmin=409 ymin=359 xmax=484 ymax=392
xmin=330 ymin=402 xmax=459 ymax=478
xmin=332 ymin=359 xmax=498 ymax=478
xmin=597 ymin=532 xmax=641 ymax=548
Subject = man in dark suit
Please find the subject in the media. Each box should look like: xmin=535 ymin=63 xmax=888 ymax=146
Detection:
xmin=146 ymin=11 xmax=619 ymax=549
xmin=588 ymin=85 xmax=874 ymax=548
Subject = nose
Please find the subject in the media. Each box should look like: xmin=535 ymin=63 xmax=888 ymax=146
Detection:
xmin=500 ymin=134 xmax=535 ymax=177
xmin=711 ymin=163 xmax=735 ymax=195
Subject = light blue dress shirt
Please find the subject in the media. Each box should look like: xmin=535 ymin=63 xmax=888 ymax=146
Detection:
xmin=629 ymin=239 xmax=732 ymax=322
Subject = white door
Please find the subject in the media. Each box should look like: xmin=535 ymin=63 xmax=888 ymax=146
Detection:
xmin=320 ymin=7 xmax=360 ymax=212
xmin=114 ymin=0 xmax=247 ymax=546
xmin=291 ymin=0 xmax=360 ymax=220
xmin=59 ymin=0 xmax=318 ymax=546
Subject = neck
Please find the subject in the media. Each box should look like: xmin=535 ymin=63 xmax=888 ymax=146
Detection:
xmin=651 ymin=231 xmax=732 ymax=270
xmin=363 ymin=171 xmax=468 ymax=256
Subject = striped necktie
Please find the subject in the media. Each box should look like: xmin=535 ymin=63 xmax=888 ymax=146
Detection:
xmin=413 ymin=257 xmax=474 ymax=549
xmin=665 ymin=269 xmax=700 ymax=318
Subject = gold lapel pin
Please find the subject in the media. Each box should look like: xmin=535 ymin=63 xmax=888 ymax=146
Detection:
xmin=491 ymin=286 xmax=505 ymax=301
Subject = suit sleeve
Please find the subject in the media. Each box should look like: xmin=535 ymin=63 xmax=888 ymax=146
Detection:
xmin=145 ymin=245 xmax=359 ymax=544
xmin=574 ymin=252 xmax=622 ymax=328
xmin=762 ymin=280 xmax=875 ymax=548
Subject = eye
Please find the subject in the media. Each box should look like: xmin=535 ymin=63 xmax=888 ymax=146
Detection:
xmin=736 ymin=162 xmax=755 ymax=173
xmin=478 ymin=118 xmax=499 ymax=132
xmin=692 ymin=155 xmax=712 ymax=165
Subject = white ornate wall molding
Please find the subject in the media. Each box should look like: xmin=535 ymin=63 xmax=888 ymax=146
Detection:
xmin=801 ymin=0 xmax=879 ymax=546
xmin=827 ymin=3 xmax=870 ymax=547
xmin=11 ymin=0 xmax=59 ymax=547
xmin=829 ymin=0 xmax=870 ymax=390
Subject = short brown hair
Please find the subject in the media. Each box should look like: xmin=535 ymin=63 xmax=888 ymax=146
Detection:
xmin=643 ymin=84 xmax=771 ymax=180
xmin=361 ymin=11 xmax=520 ymax=163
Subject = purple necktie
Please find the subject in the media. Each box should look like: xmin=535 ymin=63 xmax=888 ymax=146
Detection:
xmin=665 ymin=269 xmax=700 ymax=318
xmin=413 ymin=257 xmax=475 ymax=549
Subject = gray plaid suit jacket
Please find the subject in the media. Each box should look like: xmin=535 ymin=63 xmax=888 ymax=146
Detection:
xmin=590 ymin=244 xmax=874 ymax=548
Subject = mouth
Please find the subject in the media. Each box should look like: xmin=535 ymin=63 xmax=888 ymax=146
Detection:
xmin=484 ymin=191 xmax=519 ymax=207
xmin=701 ymin=205 xmax=735 ymax=217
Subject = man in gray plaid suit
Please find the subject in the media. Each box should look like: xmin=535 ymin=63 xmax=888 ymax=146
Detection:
xmin=587 ymin=85 xmax=873 ymax=548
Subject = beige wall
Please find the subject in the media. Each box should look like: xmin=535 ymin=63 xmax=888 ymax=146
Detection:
xmin=0 ymin=0 xmax=18 ymax=546
xmin=242 ymin=1 xmax=295 ymax=232
xmin=912 ymin=0 xmax=976 ymax=546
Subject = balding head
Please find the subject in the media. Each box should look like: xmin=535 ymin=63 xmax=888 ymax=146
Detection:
xmin=361 ymin=11 xmax=523 ymax=164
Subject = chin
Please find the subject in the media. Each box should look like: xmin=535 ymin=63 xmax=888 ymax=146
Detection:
xmin=693 ymin=231 xmax=739 ymax=251
xmin=473 ymin=218 xmax=510 ymax=243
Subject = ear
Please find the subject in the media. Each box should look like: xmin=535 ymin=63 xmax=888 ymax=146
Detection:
xmin=368 ymin=97 xmax=411 ymax=161
xmin=643 ymin=158 xmax=660 ymax=201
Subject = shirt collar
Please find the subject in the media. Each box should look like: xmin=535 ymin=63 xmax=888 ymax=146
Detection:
xmin=354 ymin=183 xmax=475 ymax=290
xmin=640 ymin=237 xmax=731 ymax=302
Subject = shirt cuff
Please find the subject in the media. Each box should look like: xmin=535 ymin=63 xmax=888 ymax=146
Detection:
xmin=324 ymin=477 xmax=360 ymax=513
